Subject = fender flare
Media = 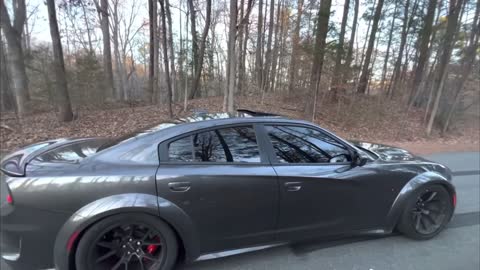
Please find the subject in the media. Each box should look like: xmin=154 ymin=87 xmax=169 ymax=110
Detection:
xmin=53 ymin=193 xmax=200 ymax=270
xmin=385 ymin=171 xmax=456 ymax=232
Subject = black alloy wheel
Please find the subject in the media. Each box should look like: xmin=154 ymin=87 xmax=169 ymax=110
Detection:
xmin=92 ymin=224 xmax=165 ymax=270
xmin=398 ymin=185 xmax=454 ymax=240
xmin=411 ymin=189 xmax=449 ymax=235
xmin=76 ymin=214 xmax=178 ymax=270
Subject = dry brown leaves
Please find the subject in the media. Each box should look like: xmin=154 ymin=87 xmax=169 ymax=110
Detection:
xmin=1 ymin=94 xmax=479 ymax=155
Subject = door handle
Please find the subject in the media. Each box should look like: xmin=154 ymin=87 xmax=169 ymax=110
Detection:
xmin=284 ymin=182 xmax=302 ymax=192
xmin=168 ymin=182 xmax=191 ymax=192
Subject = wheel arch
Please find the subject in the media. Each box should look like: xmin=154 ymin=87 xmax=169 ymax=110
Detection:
xmin=385 ymin=171 xmax=456 ymax=232
xmin=53 ymin=193 xmax=200 ymax=270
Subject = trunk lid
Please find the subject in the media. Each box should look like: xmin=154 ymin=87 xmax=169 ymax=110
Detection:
xmin=0 ymin=138 xmax=107 ymax=176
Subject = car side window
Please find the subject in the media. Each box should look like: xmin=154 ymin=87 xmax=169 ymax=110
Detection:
xmin=167 ymin=126 xmax=261 ymax=163
xmin=193 ymin=131 xmax=227 ymax=162
xmin=216 ymin=126 xmax=261 ymax=163
xmin=168 ymin=136 xmax=194 ymax=162
xmin=265 ymin=125 xmax=351 ymax=164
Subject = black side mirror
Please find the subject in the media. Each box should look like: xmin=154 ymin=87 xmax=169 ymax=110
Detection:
xmin=352 ymin=152 xmax=368 ymax=167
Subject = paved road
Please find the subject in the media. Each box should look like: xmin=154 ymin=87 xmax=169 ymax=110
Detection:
xmin=2 ymin=152 xmax=479 ymax=270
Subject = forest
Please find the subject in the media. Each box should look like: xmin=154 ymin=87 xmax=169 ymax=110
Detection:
xmin=0 ymin=0 xmax=479 ymax=152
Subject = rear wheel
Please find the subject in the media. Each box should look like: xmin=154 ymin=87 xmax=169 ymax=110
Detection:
xmin=398 ymin=185 xmax=454 ymax=240
xmin=75 ymin=213 xmax=178 ymax=270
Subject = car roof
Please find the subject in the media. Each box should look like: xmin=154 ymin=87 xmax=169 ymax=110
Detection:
xmin=92 ymin=111 xmax=314 ymax=161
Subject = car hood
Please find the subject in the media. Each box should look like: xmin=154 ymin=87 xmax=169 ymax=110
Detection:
xmin=349 ymin=141 xmax=426 ymax=162
xmin=0 ymin=137 xmax=107 ymax=176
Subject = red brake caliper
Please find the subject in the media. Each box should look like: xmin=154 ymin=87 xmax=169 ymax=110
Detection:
xmin=146 ymin=236 xmax=161 ymax=254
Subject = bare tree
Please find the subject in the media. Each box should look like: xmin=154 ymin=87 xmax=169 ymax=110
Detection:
xmin=46 ymin=0 xmax=73 ymax=122
xmin=0 ymin=0 xmax=30 ymax=115
xmin=165 ymin=0 xmax=176 ymax=101
xmin=344 ymin=0 xmax=359 ymax=80
xmin=189 ymin=0 xmax=212 ymax=99
xmin=357 ymin=0 xmax=384 ymax=94
xmin=379 ymin=0 xmax=399 ymax=91
xmin=255 ymin=0 xmax=264 ymax=89
xmin=148 ymin=0 xmax=157 ymax=103
xmin=388 ymin=0 xmax=419 ymax=97
xmin=224 ymin=0 xmax=237 ymax=112
xmin=409 ymin=0 xmax=437 ymax=105
xmin=93 ymin=0 xmax=115 ymax=101
xmin=287 ymin=0 xmax=304 ymax=94
xmin=441 ymin=0 xmax=479 ymax=133
xmin=261 ymin=0 xmax=275 ymax=97
xmin=188 ymin=0 xmax=198 ymax=82
xmin=159 ymin=0 xmax=173 ymax=117
xmin=331 ymin=0 xmax=350 ymax=99
xmin=307 ymin=0 xmax=332 ymax=120
xmin=426 ymin=0 xmax=465 ymax=135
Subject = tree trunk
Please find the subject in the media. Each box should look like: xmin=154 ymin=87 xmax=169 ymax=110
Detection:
xmin=165 ymin=0 xmax=176 ymax=101
xmin=148 ymin=0 xmax=157 ymax=103
xmin=79 ymin=0 xmax=94 ymax=54
xmin=46 ymin=0 xmax=73 ymax=122
xmin=270 ymin=0 xmax=283 ymax=93
xmin=111 ymin=0 xmax=125 ymax=101
xmin=188 ymin=0 xmax=198 ymax=81
xmin=441 ymin=1 xmax=479 ymax=133
xmin=426 ymin=0 xmax=464 ymax=135
xmin=379 ymin=1 xmax=399 ymax=91
xmin=287 ymin=0 xmax=304 ymax=94
xmin=159 ymin=0 xmax=173 ymax=117
xmin=331 ymin=0 xmax=350 ymax=98
xmin=409 ymin=0 xmax=436 ymax=105
xmin=189 ymin=0 xmax=212 ymax=99
xmin=307 ymin=0 xmax=332 ymax=120
xmin=344 ymin=0 xmax=359 ymax=81
xmin=357 ymin=0 xmax=384 ymax=94
xmin=261 ymin=0 xmax=275 ymax=97
xmin=255 ymin=0 xmax=264 ymax=89
xmin=94 ymin=0 xmax=115 ymax=101
xmin=388 ymin=0 xmax=419 ymax=97
xmin=224 ymin=0 xmax=237 ymax=112
xmin=0 ymin=38 xmax=14 ymax=111
xmin=0 ymin=0 xmax=30 ymax=116
xmin=357 ymin=0 xmax=376 ymax=81
xmin=238 ymin=0 xmax=253 ymax=95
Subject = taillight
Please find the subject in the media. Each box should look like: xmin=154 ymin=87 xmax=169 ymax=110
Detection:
xmin=6 ymin=194 xmax=13 ymax=204
xmin=452 ymin=193 xmax=457 ymax=207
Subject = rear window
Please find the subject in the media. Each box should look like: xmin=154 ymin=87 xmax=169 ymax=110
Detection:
xmin=168 ymin=126 xmax=261 ymax=163
xmin=30 ymin=139 xmax=108 ymax=164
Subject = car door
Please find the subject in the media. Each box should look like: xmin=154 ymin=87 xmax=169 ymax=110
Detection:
xmin=156 ymin=124 xmax=279 ymax=253
xmin=261 ymin=124 xmax=368 ymax=240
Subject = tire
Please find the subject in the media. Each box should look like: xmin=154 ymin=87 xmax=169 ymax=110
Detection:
xmin=397 ymin=184 xmax=454 ymax=240
xmin=75 ymin=213 xmax=178 ymax=270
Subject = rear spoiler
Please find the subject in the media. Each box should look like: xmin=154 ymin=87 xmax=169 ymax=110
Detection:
xmin=0 ymin=138 xmax=96 ymax=176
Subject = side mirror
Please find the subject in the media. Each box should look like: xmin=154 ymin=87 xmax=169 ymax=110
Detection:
xmin=352 ymin=152 xmax=368 ymax=167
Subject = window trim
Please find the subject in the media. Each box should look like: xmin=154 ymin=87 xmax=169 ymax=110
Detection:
xmin=258 ymin=123 xmax=355 ymax=166
xmin=159 ymin=123 xmax=270 ymax=165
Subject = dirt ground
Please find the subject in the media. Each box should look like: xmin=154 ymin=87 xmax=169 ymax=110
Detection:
xmin=1 ymin=95 xmax=479 ymax=155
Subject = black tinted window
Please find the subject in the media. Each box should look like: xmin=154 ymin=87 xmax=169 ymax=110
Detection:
xmin=32 ymin=139 xmax=108 ymax=163
xmin=216 ymin=126 xmax=261 ymax=163
xmin=167 ymin=126 xmax=261 ymax=163
xmin=266 ymin=126 xmax=350 ymax=164
xmin=168 ymin=136 xmax=193 ymax=162
xmin=193 ymin=131 xmax=227 ymax=162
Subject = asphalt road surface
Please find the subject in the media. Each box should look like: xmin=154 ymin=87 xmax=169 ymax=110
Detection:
xmin=2 ymin=152 xmax=479 ymax=270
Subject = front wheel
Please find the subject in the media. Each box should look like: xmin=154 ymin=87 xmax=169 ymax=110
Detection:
xmin=75 ymin=213 xmax=178 ymax=270
xmin=397 ymin=185 xmax=454 ymax=240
